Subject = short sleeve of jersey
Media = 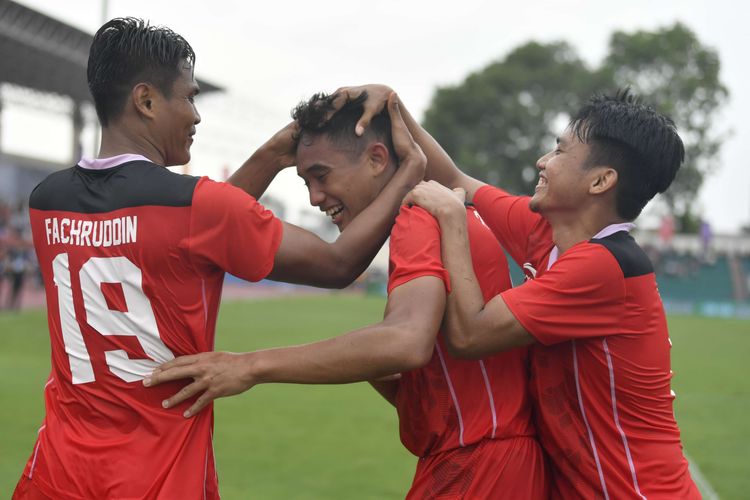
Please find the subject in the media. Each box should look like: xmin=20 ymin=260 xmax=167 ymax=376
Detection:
xmin=188 ymin=178 xmax=282 ymax=282
xmin=501 ymin=242 xmax=626 ymax=345
xmin=387 ymin=206 xmax=450 ymax=295
xmin=473 ymin=184 xmax=553 ymax=269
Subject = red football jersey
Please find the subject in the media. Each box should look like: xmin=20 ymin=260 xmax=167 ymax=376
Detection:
xmin=474 ymin=184 xmax=699 ymax=499
xmin=18 ymin=158 xmax=282 ymax=500
xmin=388 ymin=205 xmax=536 ymax=458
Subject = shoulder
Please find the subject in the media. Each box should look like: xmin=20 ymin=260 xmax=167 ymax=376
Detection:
xmin=30 ymin=161 xmax=199 ymax=212
xmin=29 ymin=167 xmax=77 ymax=209
xmin=589 ymin=231 xmax=653 ymax=278
xmin=125 ymin=161 xmax=200 ymax=205
xmin=393 ymin=205 xmax=439 ymax=236
xmin=546 ymin=241 xmax=626 ymax=287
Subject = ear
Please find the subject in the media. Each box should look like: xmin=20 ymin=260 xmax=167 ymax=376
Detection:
xmin=132 ymin=83 xmax=158 ymax=119
xmin=589 ymin=167 xmax=618 ymax=195
xmin=367 ymin=142 xmax=391 ymax=176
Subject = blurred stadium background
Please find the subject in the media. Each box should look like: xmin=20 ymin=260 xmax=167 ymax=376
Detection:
xmin=1 ymin=1 xmax=748 ymax=498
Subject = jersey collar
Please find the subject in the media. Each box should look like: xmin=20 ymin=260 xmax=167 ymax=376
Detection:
xmin=547 ymin=222 xmax=636 ymax=270
xmin=78 ymin=154 xmax=150 ymax=170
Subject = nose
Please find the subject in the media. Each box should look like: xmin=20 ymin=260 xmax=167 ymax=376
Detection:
xmin=536 ymin=151 xmax=550 ymax=170
xmin=194 ymin=107 xmax=201 ymax=125
xmin=308 ymin=185 xmax=326 ymax=207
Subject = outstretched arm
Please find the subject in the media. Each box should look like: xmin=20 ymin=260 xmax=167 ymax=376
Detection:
xmin=144 ymin=276 xmax=445 ymax=417
xmin=405 ymin=181 xmax=535 ymax=358
xmin=332 ymin=85 xmax=486 ymax=201
xmin=266 ymin=93 xmax=426 ymax=288
xmin=227 ymin=121 xmax=298 ymax=199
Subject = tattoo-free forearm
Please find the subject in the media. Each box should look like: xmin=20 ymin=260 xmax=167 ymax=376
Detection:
xmin=227 ymin=148 xmax=284 ymax=199
xmin=252 ymin=321 xmax=432 ymax=385
xmin=436 ymin=210 xmax=489 ymax=356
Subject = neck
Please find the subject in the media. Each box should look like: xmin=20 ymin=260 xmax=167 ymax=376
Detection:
xmin=98 ymin=124 xmax=166 ymax=166
xmin=547 ymin=206 xmax=626 ymax=253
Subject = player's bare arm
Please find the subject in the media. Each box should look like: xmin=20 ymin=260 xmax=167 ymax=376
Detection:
xmin=227 ymin=121 xmax=299 ymax=199
xmin=145 ymin=276 xmax=445 ymax=417
xmin=332 ymin=84 xmax=485 ymax=201
xmin=266 ymin=93 xmax=426 ymax=288
xmin=405 ymin=181 xmax=535 ymax=358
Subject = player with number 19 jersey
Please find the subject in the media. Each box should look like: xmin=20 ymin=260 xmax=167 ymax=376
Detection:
xmin=18 ymin=155 xmax=282 ymax=499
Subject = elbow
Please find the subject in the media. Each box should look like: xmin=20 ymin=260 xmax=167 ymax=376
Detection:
xmin=327 ymin=271 xmax=357 ymax=290
xmin=443 ymin=327 xmax=484 ymax=360
xmin=391 ymin=328 xmax=435 ymax=371
xmin=313 ymin=263 xmax=359 ymax=289
xmin=407 ymin=340 xmax=435 ymax=370
xmin=326 ymin=260 xmax=364 ymax=289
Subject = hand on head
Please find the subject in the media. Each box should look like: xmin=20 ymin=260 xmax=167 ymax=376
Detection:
xmin=329 ymin=84 xmax=394 ymax=136
xmin=386 ymin=92 xmax=426 ymax=177
xmin=265 ymin=121 xmax=300 ymax=169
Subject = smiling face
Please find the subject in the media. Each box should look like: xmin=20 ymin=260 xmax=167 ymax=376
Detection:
xmin=296 ymin=134 xmax=393 ymax=231
xmin=529 ymin=128 xmax=595 ymax=215
xmin=152 ymin=62 xmax=201 ymax=166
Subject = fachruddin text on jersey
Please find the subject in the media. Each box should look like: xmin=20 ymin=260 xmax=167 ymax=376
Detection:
xmin=44 ymin=216 xmax=137 ymax=247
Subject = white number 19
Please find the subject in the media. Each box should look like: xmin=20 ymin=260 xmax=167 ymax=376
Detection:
xmin=53 ymin=254 xmax=174 ymax=384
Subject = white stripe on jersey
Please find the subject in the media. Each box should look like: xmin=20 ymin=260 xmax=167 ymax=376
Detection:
xmin=478 ymin=360 xmax=498 ymax=438
xmin=573 ymin=340 xmax=610 ymax=499
xmin=436 ymin=343 xmax=465 ymax=447
xmin=603 ymin=338 xmax=646 ymax=499
xmin=29 ymin=425 xmax=46 ymax=479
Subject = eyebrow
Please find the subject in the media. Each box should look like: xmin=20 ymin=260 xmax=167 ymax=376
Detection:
xmin=298 ymin=164 xmax=330 ymax=177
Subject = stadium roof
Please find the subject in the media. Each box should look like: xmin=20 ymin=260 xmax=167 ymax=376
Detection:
xmin=0 ymin=0 xmax=223 ymax=103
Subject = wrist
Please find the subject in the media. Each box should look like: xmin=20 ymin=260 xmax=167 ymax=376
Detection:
xmin=399 ymin=157 xmax=427 ymax=187
xmin=240 ymin=351 xmax=267 ymax=386
xmin=436 ymin=201 xmax=466 ymax=223
xmin=251 ymin=145 xmax=287 ymax=173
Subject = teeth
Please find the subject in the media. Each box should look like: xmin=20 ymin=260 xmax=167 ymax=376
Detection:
xmin=325 ymin=206 xmax=343 ymax=217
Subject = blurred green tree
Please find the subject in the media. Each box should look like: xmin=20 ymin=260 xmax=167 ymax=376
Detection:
xmin=423 ymin=23 xmax=728 ymax=230
xmin=602 ymin=23 xmax=728 ymax=231
xmin=423 ymin=41 xmax=600 ymax=194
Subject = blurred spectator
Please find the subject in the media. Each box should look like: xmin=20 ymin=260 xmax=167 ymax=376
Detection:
xmin=659 ymin=214 xmax=675 ymax=249
xmin=4 ymin=226 xmax=31 ymax=310
xmin=700 ymin=219 xmax=714 ymax=261
xmin=0 ymin=200 xmax=34 ymax=311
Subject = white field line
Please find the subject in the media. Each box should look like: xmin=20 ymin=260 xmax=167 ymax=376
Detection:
xmin=686 ymin=453 xmax=720 ymax=500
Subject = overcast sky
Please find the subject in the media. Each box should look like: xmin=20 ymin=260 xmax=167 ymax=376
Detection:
xmin=6 ymin=0 xmax=749 ymax=233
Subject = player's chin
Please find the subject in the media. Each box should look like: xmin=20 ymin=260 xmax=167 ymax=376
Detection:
xmin=528 ymin=195 xmax=542 ymax=213
xmin=176 ymin=151 xmax=192 ymax=167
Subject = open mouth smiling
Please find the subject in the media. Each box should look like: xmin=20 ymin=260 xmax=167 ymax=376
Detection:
xmin=325 ymin=205 xmax=344 ymax=223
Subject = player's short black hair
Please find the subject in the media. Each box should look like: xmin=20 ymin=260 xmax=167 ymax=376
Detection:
xmin=292 ymin=92 xmax=396 ymax=162
xmin=570 ymin=89 xmax=685 ymax=220
xmin=87 ymin=17 xmax=195 ymax=126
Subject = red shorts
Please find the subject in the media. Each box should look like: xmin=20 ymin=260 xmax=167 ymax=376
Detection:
xmin=12 ymin=476 xmax=54 ymax=500
xmin=406 ymin=436 xmax=548 ymax=499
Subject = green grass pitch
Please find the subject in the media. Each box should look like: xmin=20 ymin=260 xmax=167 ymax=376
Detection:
xmin=1 ymin=296 xmax=747 ymax=498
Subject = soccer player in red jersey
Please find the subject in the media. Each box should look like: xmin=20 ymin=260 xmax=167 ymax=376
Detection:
xmin=342 ymin=85 xmax=700 ymax=498
xmin=147 ymin=92 xmax=547 ymax=499
xmin=13 ymin=21 xmax=424 ymax=500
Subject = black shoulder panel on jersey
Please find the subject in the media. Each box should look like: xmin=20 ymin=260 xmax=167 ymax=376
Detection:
xmin=589 ymin=231 xmax=653 ymax=278
xmin=29 ymin=161 xmax=200 ymax=213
